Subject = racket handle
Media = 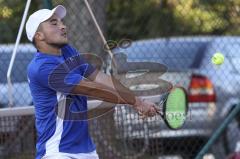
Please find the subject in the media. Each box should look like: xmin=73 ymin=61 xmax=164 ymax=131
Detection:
xmin=156 ymin=109 xmax=164 ymax=118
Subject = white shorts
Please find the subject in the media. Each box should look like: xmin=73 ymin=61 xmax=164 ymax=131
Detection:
xmin=41 ymin=150 xmax=99 ymax=159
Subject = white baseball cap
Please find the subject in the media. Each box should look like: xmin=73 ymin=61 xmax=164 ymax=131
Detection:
xmin=25 ymin=5 xmax=66 ymax=42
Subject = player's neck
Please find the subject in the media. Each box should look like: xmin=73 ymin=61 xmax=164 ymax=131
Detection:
xmin=38 ymin=44 xmax=62 ymax=55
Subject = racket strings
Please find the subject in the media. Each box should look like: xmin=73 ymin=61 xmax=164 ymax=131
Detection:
xmin=164 ymin=87 xmax=188 ymax=129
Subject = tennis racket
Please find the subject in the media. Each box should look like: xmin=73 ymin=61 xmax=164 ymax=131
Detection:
xmin=84 ymin=0 xmax=188 ymax=129
xmin=159 ymin=86 xmax=188 ymax=129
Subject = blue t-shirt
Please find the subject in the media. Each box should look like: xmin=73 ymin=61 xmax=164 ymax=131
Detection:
xmin=27 ymin=45 xmax=96 ymax=159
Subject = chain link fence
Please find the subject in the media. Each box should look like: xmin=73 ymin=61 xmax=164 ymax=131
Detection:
xmin=1 ymin=0 xmax=240 ymax=159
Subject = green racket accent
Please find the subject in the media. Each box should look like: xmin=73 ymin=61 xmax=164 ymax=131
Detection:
xmin=164 ymin=87 xmax=188 ymax=129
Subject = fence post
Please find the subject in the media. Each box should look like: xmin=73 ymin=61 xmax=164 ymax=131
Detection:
xmin=43 ymin=0 xmax=53 ymax=9
xmin=195 ymin=103 xmax=240 ymax=159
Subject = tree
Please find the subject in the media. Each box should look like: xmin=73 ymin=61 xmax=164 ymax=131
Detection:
xmin=0 ymin=0 xmax=40 ymax=43
xmin=56 ymin=0 xmax=108 ymax=58
xmin=2 ymin=0 xmax=240 ymax=43
xmin=106 ymin=0 xmax=240 ymax=40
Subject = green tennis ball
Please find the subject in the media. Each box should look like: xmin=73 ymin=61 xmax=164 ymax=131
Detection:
xmin=211 ymin=52 xmax=224 ymax=65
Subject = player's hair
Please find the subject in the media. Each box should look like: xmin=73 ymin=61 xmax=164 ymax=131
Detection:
xmin=32 ymin=38 xmax=39 ymax=52
xmin=32 ymin=38 xmax=36 ymax=48
xmin=32 ymin=25 xmax=42 ymax=50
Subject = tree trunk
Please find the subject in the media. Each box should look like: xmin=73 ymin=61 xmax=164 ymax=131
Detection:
xmin=63 ymin=0 xmax=108 ymax=59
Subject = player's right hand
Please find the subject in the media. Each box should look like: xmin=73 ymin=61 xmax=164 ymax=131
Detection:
xmin=133 ymin=97 xmax=160 ymax=118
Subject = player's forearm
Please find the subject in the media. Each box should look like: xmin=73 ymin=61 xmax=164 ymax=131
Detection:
xmin=94 ymin=72 xmax=117 ymax=90
xmin=94 ymin=72 xmax=136 ymax=103
xmin=71 ymin=80 xmax=138 ymax=106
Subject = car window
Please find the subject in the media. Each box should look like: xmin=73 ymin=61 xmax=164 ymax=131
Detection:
xmin=0 ymin=52 xmax=34 ymax=83
xmin=0 ymin=53 xmax=10 ymax=83
xmin=113 ymin=39 xmax=209 ymax=71
xmin=202 ymin=38 xmax=240 ymax=73
xmin=225 ymin=44 xmax=240 ymax=73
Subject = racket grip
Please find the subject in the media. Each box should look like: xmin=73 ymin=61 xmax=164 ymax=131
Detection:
xmin=156 ymin=108 xmax=164 ymax=118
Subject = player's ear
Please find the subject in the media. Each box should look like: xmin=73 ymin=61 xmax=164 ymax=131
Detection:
xmin=34 ymin=31 xmax=45 ymax=41
xmin=34 ymin=24 xmax=45 ymax=41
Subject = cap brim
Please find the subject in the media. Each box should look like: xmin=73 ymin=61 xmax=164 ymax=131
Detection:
xmin=52 ymin=5 xmax=66 ymax=19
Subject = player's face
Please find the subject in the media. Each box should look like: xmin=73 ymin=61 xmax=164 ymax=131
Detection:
xmin=40 ymin=14 xmax=68 ymax=46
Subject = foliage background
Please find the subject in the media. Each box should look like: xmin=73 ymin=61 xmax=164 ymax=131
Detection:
xmin=1 ymin=0 xmax=240 ymax=43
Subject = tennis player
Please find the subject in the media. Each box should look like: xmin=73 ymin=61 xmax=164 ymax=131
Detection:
xmin=26 ymin=5 xmax=159 ymax=159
